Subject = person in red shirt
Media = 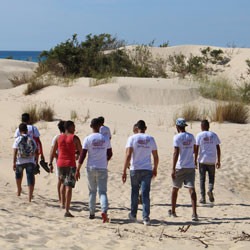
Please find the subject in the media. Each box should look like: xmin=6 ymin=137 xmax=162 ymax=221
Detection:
xmin=49 ymin=121 xmax=82 ymax=217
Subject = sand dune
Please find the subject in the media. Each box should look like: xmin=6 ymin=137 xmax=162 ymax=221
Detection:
xmin=0 ymin=46 xmax=250 ymax=249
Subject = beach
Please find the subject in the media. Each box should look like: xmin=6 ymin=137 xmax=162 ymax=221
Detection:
xmin=0 ymin=45 xmax=250 ymax=249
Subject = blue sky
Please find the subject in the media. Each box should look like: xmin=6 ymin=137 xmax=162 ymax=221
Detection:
xmin=0 ymin=0 xmax=249 ymax=50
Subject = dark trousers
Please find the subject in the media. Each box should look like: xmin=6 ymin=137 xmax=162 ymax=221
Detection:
xmin=199 ymin=163 xmax=215 ymax=197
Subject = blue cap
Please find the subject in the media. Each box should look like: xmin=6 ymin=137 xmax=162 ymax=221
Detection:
xmin=176 ymin=118 xmax=188 ymax=127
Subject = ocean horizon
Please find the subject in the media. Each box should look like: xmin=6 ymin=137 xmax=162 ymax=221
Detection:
xmin=0 ymin=51 xmax=42 ymax=62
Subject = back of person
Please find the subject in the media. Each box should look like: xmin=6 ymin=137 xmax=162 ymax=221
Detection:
xmin=15 ymin=124 xmax=40 ymax=139
xmin=174 ymin=132 xmax=195 ymax=169
xmin=57 ymin=134 xmax=76 ymax=167
xmin=196 ymin=131 xmax=220 ymax=164
xmin=127 ymin=133 xmax=156 ymax=170
xmin=83 ymin=133 xmax=110 ymax=169
xmin=100 ymin=125 xmax=111 ymax=140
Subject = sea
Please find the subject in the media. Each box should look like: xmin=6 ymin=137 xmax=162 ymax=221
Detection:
xmin=0 ymin=51 xmax=42 ymax=62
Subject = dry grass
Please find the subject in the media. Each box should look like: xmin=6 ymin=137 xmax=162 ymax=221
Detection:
xmin=180 ymin=105 xmax=201 ymax=121
xmin=9 ymin=73 xmax=32 ymax=87
xmin=89 ymin=77 xmax=116 ymax=87
xmin=23 ymin=103 xmax=55 ymax=123
xmin=23 ymin=78 xmax=50 ymax=95
xmin=211 ymin=102 xmax=249 ymax=124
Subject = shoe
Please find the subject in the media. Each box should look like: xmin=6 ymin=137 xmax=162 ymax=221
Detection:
xmin=64 ymin=211 xmax=74 ymax=218
xmin=199 ymin=197 xmax=206 ymax=204
xmin=207 ymin=191 xmax=215 ymax=202
xmin=40 ymin=160 xmax=50 ymax=173
xmin=143 ymin=218 xmax=150 ymax=226
xmin=192 ymin=214 xmax=199 ymax=221
xmin=128 ymin=212 xmax=137 ymax=222
xmin=168 ymin=209 xmax=177 ymax=217
xmin=34 ymin=164 xmax=40 ymax=175
xmin=101 ymin=212 xmax=109 ymax=223
xmin=89 ymin=214 xmax=95 ymax=219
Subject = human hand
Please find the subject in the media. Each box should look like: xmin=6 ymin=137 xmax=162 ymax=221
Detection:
xmin=75 ymin=169 xmax=80 ymax=181
xmin=171 ymin=170 xmax=176 ymax=179
xmin=216 ymin=162 xmax=221 ymax=169
xmin=122 ymin=173 xmax=127 ymax=183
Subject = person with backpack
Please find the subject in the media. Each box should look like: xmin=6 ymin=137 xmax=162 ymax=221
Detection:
xmin=13 ymin=123 xmax=38 ymax=202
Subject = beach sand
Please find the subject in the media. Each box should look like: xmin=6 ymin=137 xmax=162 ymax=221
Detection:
xmin=0 ymin=45 xmax=250 ymax=249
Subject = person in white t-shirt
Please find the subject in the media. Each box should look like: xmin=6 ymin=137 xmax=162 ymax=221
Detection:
xmin=170 ymin=118 xmax=198 ymax=221
xmin=122 ymin=120 xmax=159 ymax=226
xmin=76 ymin=118 xmax=113 ymax=223
xmin=13 ymin=123 xmax=37 ymax=202
xmin=195 ymin=120 xmax=221 ymax=204
xmin=98 ymin=116 xmax=111 ymax=140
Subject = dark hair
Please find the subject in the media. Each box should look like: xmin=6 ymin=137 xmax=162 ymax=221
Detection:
xmin=97 ymin=116 xmax=105 ymax=124
xmin=201 ymin=119 xmax=209 ymax=128
xmin=64 ymin=120 xmax=75 ymax=131
xmin=90 ymin=118 xmax=101 ymax=129
xmin=57 ymin=120 xmax=65 ymax=133
xmin=136 ymin=120 xmax=146 ymax=130
xmin=21 ymin=113 xmax=30 ymax=123
xmin=19 ymin=123 xmax=28 ymax=133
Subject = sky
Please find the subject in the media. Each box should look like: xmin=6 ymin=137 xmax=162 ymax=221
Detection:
xmin=0 ymin=0 xmax=249 ymax=50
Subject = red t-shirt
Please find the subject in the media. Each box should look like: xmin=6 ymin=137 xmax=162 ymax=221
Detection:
xmin=57 ymin=134 xmax=76 ymax=168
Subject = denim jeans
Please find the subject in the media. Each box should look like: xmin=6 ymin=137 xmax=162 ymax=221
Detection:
xmin=87 ymin=168 xmax=108 ymax=214
xmin=199 ymin=163 xmax=215 ymax=197
xmin=130 ymin=170 xmax=152 ymax=220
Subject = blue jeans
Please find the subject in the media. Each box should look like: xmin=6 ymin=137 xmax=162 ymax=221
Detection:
xmin=16 ymin=163 xmax=35 ymax=186
xmin=130 ymin=170 xmax=152 ymax=220
xmin=199 ymin=163 xmax=215 ymax=197
xmin=87 ymin=168 xmax=108 ymax=214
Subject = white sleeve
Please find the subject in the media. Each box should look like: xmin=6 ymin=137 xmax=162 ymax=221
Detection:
xmin=151 ymin=137 xmax=157 ymax=151
xmin=173 ymin=135 xmax=179 ymax=147
xmin=33 ymin=126 xmax=40 ymax=137
xmin=14 ymin=128 xmax=20 ymax=138
xmin=82 ymin=137 xmax=89 ymax=150
xmin=125 ymin=136 xmax=133 ymax=148
xmin=51 ymin=135 xmax=58 ymax=146
xmin=12 ymin=137 xmax=19 ymax=149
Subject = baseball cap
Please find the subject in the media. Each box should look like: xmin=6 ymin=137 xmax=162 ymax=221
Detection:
xmin=176 ymin=118 xmax=188 ymax=127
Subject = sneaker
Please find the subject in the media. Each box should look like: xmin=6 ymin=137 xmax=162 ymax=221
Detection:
xmin=207 ymin=191 xmax=215 ymax=202
xmin=64 ymin=211 xmax=74 ymax=218
xmin=89 ymin=214 xmax=95 ymax=219
xmin=128 ymin=212 xmax=137 ymax=222
xmin=192 ymin=214 xmax=199 ymax=221
xmin=101 ymin=212 xmax=109 ymax=223
xmin=143 ymin=218 xmax=150 ymax=226
xmin=168 ymin=209 xmax=177 ymax=217
xmin=199 ymin=197 xmax=206 ymax=204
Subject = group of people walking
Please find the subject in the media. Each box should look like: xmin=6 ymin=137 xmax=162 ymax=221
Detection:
xmin=13 ymin=113 xmax=221 ymax=225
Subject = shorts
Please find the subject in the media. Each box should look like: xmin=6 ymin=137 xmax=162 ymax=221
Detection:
xmin=172 ymin=168 xmax=195 ymax=189
xmin=16 ymin=163 xmax=35 ymax=186
xmin=58 ymin=167 xmax=76 ymax=188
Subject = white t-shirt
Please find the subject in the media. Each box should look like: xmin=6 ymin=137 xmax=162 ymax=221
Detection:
xmin=99 ymin=125 xmax=111 ymax=140
xmin=13 ymin=135 xmax=37 ymax=165
xmin=15 ymin=125 xmax=40 ymax=138
xmin=196 ymin=131 xmax=221 ymax=164
xmin=173 ymin=132 xmax=195 ymax=169
xmin=82 ymin=133 xmax=111 ymax=169
xmin=51 ymin=134 xmax=59 ymax=176
xmin=126 ymin=133 xmax=157 ymax=171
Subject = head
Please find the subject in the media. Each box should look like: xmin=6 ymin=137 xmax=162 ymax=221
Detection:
xmin=19 ymin=123 xmax=28 ymax=134
xmin=64 ymin=120 xmax=75 ymax=134
xmin=175 ymin=118 xmax=188 ymax=132
xmin=97 ymin=116 xmax=105 ymax=126
xmin=21 ymin=113 xmax=30 ymax=124
xmin=201 ymin=119 xmax=210 ymax=131
xmin=90 ymin=118 xmax=101 ymax=132
xmin=57 ymin=120 xmax=65 ymax=133
xmin=133 ymin=123 xmax=139 ymax=134
xmin=136 ymin=120 xmax=147 ymax=133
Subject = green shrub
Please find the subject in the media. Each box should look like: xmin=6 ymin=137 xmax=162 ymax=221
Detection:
xmin=199 ymin=77 xmax=237 ymax=101
xmin=211 ymin=102 xmax=249 ymax=124
xmin=237 ymin=82 xmax=250 ymax=104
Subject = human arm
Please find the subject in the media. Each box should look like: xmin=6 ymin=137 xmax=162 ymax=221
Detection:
xmin=152 ymin=150 xmax=159 ymax=177
xmin=49 ymin=139 xmax=58 ymax=173
xmin=172 ymin=147 xmax=179 ymax=179
xmin=194 ymin=144 xmax=199 ymax=169
xmin=76 ymin=149 xmax=87 ymax=181
xmin=122 ymin=147 xmax=133 ymax=183
xmin=13 ymin=149 xmax=17 ymax=171
xmin=216 ymin=144 xmax=221 ymax=169
xmin=107 ymin=148 xmax=113 ymax=161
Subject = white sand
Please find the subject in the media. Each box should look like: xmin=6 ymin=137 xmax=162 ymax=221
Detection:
xmin=0 ymin=46 xmax=250 ymax=249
